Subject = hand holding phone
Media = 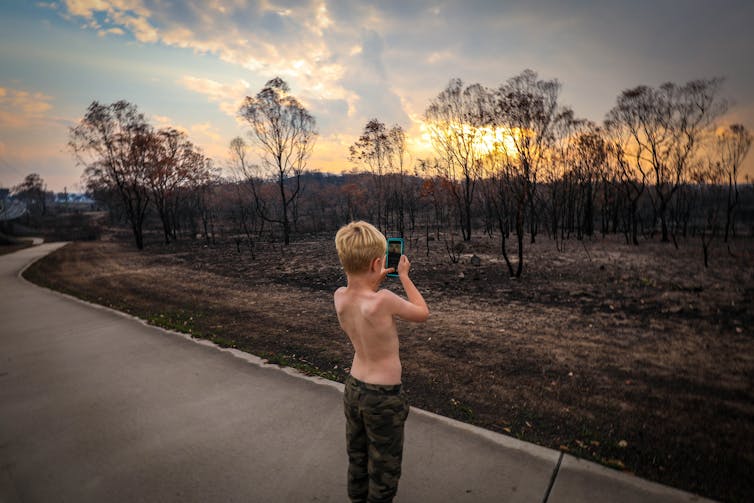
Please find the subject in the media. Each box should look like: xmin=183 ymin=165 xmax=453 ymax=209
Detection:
xmin=396 ymin=254 xmax=411 ymax=277
xmin=386 ymin=237 xmax=404 ymax=278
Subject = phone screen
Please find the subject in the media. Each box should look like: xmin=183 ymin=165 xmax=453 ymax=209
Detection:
xmin=386 ymin=239 xmax=402 ymax=274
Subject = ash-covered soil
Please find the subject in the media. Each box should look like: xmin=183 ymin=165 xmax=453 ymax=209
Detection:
xmin=25 ymin=230 xmax=754 ymax=502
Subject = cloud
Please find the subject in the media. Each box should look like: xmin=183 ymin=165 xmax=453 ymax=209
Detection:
xmin=187 ymin=121 xmax=227 ymax=161
xmin=151 ymin=113 xmax=185 ymax=132
xmin=0 ymin=82 xmax=77 ymax=191
xmin=58 ymin=1 xmax=342 ymax=95
xmin=51 ymin=0 xmax=754 ymax=180
xmin=190 ymin=122 xmax=222 ymax=143
xmin=0 ymin=86 xmax=55 ymax=128
xmin=427 ymin=50 xmax=455 ymax=65
xmin=98 ymin=26 xmax=124 ymax=36
xmin=174 ymin=74 xmax=354 ymax=170
xmin=149 ymin=112 xmax=228 ymax=162
xmin=55 ymin=1 xmax=400 ymax=131
xmin=178 ymin=75 xmax=250 ymax=117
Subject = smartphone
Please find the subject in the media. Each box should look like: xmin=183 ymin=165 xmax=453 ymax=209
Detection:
xmin=386 ymin=237 xmax=404 ymax=278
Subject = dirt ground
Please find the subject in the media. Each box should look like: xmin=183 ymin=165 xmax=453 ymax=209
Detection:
xmin=24 ymin=229 xmax=754 ymax=502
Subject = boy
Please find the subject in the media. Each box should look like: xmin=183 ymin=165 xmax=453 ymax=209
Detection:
xmin=334 ymin=221 xmax=429 ymax=503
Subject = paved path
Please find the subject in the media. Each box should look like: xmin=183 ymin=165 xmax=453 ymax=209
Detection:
xmin=0 ymin=243 xmax=714 ymax=502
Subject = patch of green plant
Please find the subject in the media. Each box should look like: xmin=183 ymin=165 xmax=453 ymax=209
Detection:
xmin=449 ymin=398 xmax=474 ymax=420
xmin=142 ymin=310 xmax=342 ymax=381
xmin=208 ymin=335 xmax=238 ymax=348
xmin=639 ymin=277 xmax=656 ymax=287
xmin=146 ymin=310 xmax=203 ymax=335
xmin=258 ymin=351 xmax=341 ymax=381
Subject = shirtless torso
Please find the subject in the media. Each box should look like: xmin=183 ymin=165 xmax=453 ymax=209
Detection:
xmin=334 ymin=287 xmax=402 ymax=385
xmin=334 ymin=254 xmax=429 ymax=386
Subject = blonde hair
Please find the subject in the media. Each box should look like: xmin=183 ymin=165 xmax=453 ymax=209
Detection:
xmin=335 ymin=221 xmax=386 ymax=274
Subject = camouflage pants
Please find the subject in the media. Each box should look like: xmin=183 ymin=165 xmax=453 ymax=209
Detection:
xmin=343 ymin=374 xmax=410 ymax=503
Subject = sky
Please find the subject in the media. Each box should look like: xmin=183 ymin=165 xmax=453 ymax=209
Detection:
xmin=1 ymin=0 xmax=753 ymax=193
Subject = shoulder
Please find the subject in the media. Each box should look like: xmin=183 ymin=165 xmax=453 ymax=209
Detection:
xmin=376 ymin=288 xmax=400 ymax=308
xmin=333 ymin=286 xmax=346 ymax=304
xmin=377 ymin=288 xmax=429 ymax=323
xmin=376 ymin=288 xmax=397 ymax=300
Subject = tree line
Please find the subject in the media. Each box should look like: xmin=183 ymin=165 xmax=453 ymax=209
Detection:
xmin=69 ymin=101 xmax=216 ymax=249
xmin=68 ymin=71 xmax=753 ymax=273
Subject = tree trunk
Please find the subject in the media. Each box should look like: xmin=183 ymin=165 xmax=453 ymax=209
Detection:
xmin=498 ymin=218 xmax=514 ymax=277
xmin=659 ymin=197 xmax=670 ymax=242
xmin=280 ymin=174 xmax=291 ymax=245
xmin=515 ymin=201 xmax=524 ymax=278
xmin=583 ymin=182 xmax=594 ymax=237
xmin=157 ymin=203 xmax=171 ymax=244
xmin=131 ymin=219 xmax=144 ymax=250
xmin=463 ymin=172 xmax=472 ymax=242
xmin=625 ymin=195 xmax=640 ymax=246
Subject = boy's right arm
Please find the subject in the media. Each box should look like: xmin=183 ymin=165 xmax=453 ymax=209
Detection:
xmin=382 ymin=255 xmax=429 ymax=323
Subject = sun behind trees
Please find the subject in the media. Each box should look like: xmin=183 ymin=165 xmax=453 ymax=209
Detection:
xmin=417 ymin=71 xmax=748 ymax=273
xmin=71 ymin=71 xmax=752 ymax=272
xmin=605 ymin=79 xmax=728 ymax=245
xmin=422 ymin=70 xmax=575 ymax=276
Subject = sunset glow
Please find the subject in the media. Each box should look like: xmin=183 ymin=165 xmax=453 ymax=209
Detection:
xmin=0 ymin=1 xmax=752 ymax=191
xmin=418 ymin=121 xmax=522 ymax=158
xmin=474 ymin=126 xmax=521 ymax=157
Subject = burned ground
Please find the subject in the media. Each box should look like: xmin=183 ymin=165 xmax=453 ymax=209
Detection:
xmin=24 ymin=231 xmax=754 ymax=502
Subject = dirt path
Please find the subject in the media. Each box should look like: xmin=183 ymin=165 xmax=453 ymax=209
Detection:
xmin=24 ymin=233 xmax=754 ymax=502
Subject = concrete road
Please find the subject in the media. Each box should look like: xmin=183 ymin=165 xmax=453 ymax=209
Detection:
xmin=0 ymin=243 xmax=714 ymax=502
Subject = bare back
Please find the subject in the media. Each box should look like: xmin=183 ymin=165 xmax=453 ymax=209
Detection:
xmin=334 ymin=287 xmax=401 ymax=385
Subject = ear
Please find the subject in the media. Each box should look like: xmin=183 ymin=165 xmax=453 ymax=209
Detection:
xmin=371 ymin=256 xmax=382 ymax=272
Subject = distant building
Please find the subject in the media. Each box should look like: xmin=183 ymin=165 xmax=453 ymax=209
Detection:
xmin=53 ymin=192 xmax=95 ymax=204
xmin=50 ymin=192 xmax=99 ymax=212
